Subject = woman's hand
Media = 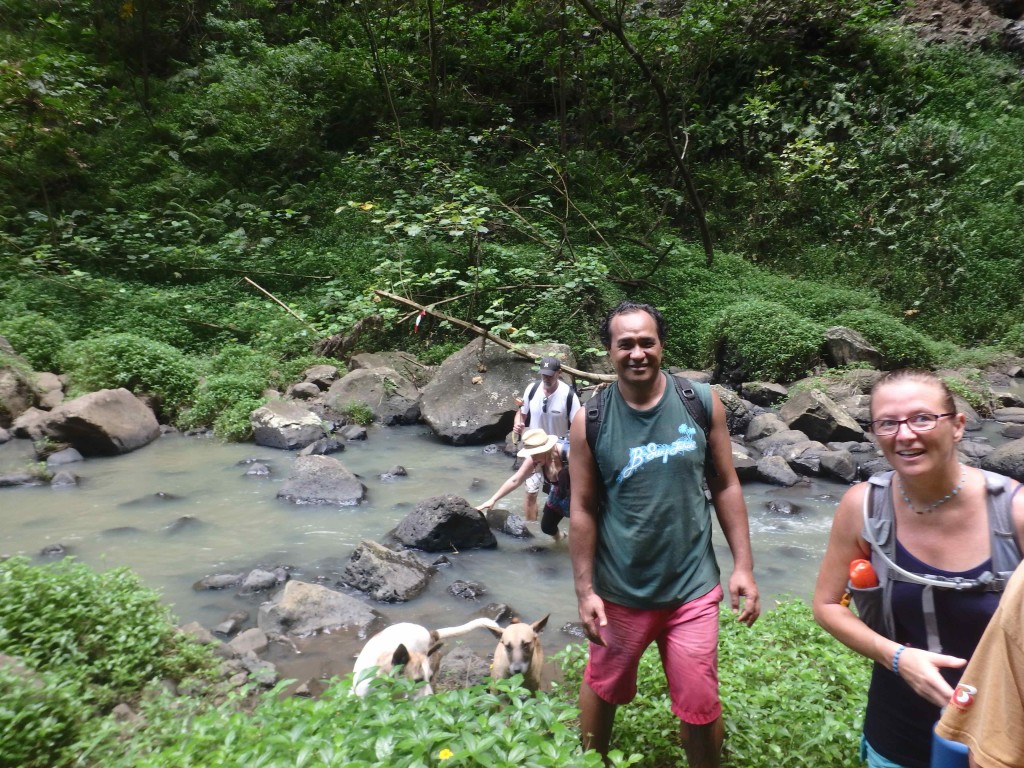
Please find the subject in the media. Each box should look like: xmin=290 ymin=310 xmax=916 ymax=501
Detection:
xmin=476 ymin=500 xmax=495 ymax=512
xmin=895 ymin=646 xmax=966 ymax=707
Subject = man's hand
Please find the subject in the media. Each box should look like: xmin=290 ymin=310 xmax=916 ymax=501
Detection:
xmin=729 ymin=569 xmax=760 ymax=627
xmin=578 ymin=591 xmax=608 ymax=646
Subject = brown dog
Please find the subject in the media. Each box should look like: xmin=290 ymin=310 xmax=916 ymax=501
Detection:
xmin=489 ymin=615 xmax=549 ymax=692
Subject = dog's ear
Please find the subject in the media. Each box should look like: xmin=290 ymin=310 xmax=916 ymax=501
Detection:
xmin=391 ymin=643 xmax=412 ymax=667
xmin=428 ymin=629 xmax=440 ymax=644
xmin=427 ymin=640 xmax=444 ymax=659
xmin=486 ymin=624 xmax=504 ymax=639
xmin=532 ymin=614 xmax=550 ymax=634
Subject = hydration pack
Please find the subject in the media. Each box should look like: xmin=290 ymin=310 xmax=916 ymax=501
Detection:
xmin=851 ymin=469 xmax=1022 ymax=653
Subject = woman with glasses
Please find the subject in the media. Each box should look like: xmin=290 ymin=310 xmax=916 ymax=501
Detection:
xmin=476 ymin=428 xmax=571 ymax=541
xmin=812 ymin=368 xmax=1024 ymax=768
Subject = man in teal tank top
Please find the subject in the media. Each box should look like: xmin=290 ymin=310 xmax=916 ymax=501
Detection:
xmin=569 ymin=301 xmax=760 ymax=768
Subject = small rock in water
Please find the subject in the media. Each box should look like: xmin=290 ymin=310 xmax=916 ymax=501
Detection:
xmin=766 ymin=500 xmax=803 ymax=516
xmin=448 ymin=580 xmax=487 ymax=600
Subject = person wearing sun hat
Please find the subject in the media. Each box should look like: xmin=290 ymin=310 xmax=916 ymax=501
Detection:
xmin=477 ymin=428 xmax=571 ymax=541
xmin=512 ymin=355 xmax=581 ymax=521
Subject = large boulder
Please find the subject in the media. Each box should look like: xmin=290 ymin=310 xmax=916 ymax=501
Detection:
xmin=251 ymin=401 xmax=326 ymax=450
xmin=277 ymin=455 xmax=366 ymax=506
xmin=710 ymin=384 xmax=752 ymax=437
xmin=40 ymin=388 xmax=159 ymax=456
xmin=419 ymin=338 xmax=575 ymax=444
xmin=0 ymin=364 xmax=38 ymax=429
xmin=822 ymin=327 xmax=885 ymax=369
xmin=779 ymin=389 xmax=866 ymax=444
xmin=341 ymin=540 xmax=433 ymax=602
xmin=981 ymin=438 xmax=1024 ymax=482
xmin=323 ymin=366 xmax=420 ymax=425
xmin=257 ymin=580 xmax=383 ymax=637
xmin=392 ymin=495 xmax=498 ymax=551
xmin=349 ymin=351 xmax=432 ymax=388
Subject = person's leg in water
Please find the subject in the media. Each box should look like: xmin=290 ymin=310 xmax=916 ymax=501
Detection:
xmin=540 ymin=502 xmax=564 ymax=540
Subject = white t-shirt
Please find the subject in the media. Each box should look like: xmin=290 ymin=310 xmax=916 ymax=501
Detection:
xmin=519 ymin=379 xmax=580 ymax=438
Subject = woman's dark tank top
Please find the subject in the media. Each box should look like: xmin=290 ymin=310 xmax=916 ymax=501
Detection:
xmin=862 ymin=540 xmax=1001 ymax=768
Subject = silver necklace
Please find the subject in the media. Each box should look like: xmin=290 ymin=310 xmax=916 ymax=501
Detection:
xmin=898 ymin=466 xmax=966 ymax=515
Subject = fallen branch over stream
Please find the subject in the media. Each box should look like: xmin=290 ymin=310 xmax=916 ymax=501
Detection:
xmin=373 ymin=289 xmax=617 ymax=383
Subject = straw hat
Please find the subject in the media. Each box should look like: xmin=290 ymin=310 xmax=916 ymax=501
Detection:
xmin=517 ymin=428 xmax=558 ymax=457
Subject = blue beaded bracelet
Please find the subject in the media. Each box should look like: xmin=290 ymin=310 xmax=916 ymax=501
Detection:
xmin=892 ymin=645 xmax=906 ymax=675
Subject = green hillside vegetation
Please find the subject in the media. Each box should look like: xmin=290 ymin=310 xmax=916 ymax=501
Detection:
xmin=2 ymin=0 xmax=1023 ymax=440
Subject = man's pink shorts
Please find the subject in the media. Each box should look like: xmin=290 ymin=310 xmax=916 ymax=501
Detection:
xmin=583 ymin=585 xmax=724 ymax=725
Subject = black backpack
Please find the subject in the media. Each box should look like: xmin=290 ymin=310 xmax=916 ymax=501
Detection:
xmin=584 ymin=375 xmax=716 ymax=477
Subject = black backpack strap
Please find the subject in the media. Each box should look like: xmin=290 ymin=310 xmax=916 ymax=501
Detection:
xmin=671 ymin=376 xmax=716 ymax=478
xmin=584 ymin=385 xmax=608 ymax=456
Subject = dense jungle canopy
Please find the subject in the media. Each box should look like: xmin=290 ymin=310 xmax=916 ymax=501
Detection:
xmin=3 ymin=0 xmax=1024 ymax=436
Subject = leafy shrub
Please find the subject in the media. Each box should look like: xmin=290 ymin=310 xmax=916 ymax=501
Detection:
xmin=0 ymin=662 xmax=83 ymax=768
xmin=833 ymin=310 xmax=935 ymax=369
xmin=94 ymin=676 xmax=637 ymax=768
xmin=0 ymin=312 xmax=67 ymax=372
xmin=60 ymin=333 xmax=198 ymax=419
xmin=179 ymin=372 xmax=267 ymax=437
xmin=337 ymin=401 xmax=375 ymax=426
xmin=212 ymin=395 xmax=267 ymax=442
xmin=420 ymin=341 xmax=464 ymax=366
xmin=704 ymin=300 xmax=823 ymax=383
xmin=1003 ymin=323 xmax=1024 ymax=356
xmin=0 ymin=557 xmax=214 ymax=706
xmin=555 ymin=600 xmax=869 ymax=767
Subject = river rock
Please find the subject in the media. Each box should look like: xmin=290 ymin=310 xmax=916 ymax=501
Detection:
xmin=34 ymin=371 xmax=64 ymax=410
xmin=244 ymin=462 xmax=271 ymax=476
xmin=228 ymin=628 xmax=269 ymax=656
xmin=0 ymin=363 xmax=37 ymax=428
xmin=50 ymin=470 xmax=79 ymax=488
xmin=239 ymin=568 xmax=284 ymax=594
xmin=1002 ymin=424 xmax=1024 ymax=439
xmin=297 ymin=437 xmax=344 ymax=457
xmin=46 ymin=447 xmax=83 ymax=468
xmin=820 ymin=449 xmax=858 ymax=483
xmin=0 ymin=471 xmax=45 ymax=488
xmin=419 ymin=338 xmax=575 ymax=445
xmin=756 ymin=455 xmax=801 ymax=486
xmin=39 ymin=388 xmax=160 ymax=456
xmin=822 ymin=326 xmax=885 ymax=369
xmin=257 ymin=580 xmax=383 ymax=637
xmin=250 ymin=400 xmax=326 ymax=450
xmin=740 ymin=381 xmax=788 ymax=407
xmin=981 ymin=438 xmax=1024 ymax=482
xmin=277 ymin=454 xmax=366 ymax=506
xmin=435 ymin=645 xmax=492 ymax=690
xmin=193 ymin=573 xmax=244 ymax=591
xmin=745 ymin=412 xmax=788 ymax=441
xmin=341 ymin=540 xmax=433 ymax=602
xmin=324 ymin=366 xmax=420 ymax=425
xmin=712 ymin=384 xmax=753 ymax=436
xmin=779 ymin=389 xmax=866 ymax=443
xmin=287 ymin=382 xmax=321 ymax=400
xmin=993 ymin=407 xmax=1024 ymax=424
xmin=0 ymin=427 xmax=9 ymax=444
xmin=11 ymin=407 xmax=48 ymax=440
xmin=349 ymin=352 xmax=431 ymax=388
xmin=485 ymin=508 xmax=533 ymax=538
xmin=392 ymin=495 xmax=498 ymax=551
xmin=337 ymin=425 xmax=367 ymax=441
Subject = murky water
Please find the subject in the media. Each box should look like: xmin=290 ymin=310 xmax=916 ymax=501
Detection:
xmin=3 ymin=403 xmax=1017 ymax=681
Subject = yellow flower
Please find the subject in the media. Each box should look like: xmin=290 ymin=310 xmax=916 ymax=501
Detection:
xmin=438 ymin=748 xmax=454 ymax=761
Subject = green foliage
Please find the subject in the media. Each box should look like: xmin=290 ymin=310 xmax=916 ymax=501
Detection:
xmin=0 ymin=557 xmax=214 ymax=706
xmin=705 ymin=300 xmax=823 ymax=382
xmin=338 ymin=401 xmax=375 ymax=427
xmin=833 ymin=310 xmax=936 ymax=369
xmin=0 ymin=661 xmax=83 ymax=768
xmin=0 ymin=312 xmax=67 ymax=371
xmin=1003 ymin=323 xmax=1024 ymax=356
xmin=92 ymin=676 xmax=637 ymax=768
xmin=60 ymin=333 xmax=198 ymax=419
xmin=555 ymin=600 xmax=869 ymax=767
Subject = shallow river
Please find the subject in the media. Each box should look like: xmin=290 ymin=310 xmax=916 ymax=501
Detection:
xmin=0 ymin=422 xmax=861 ymax=681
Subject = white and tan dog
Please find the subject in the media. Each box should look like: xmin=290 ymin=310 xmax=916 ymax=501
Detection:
xmin=352 ymin=617 xmax=501 ymax=697
xmin=489 ymin=614 xmax=549 ymax=692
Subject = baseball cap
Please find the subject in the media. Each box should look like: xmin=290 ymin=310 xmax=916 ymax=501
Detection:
xmin=538 ymin=356 xmax=562 ymax=376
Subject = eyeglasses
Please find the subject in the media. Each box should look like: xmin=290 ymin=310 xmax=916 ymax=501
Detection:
xmin=542 ymin=395 xmax=549 ymax=413
xmin=869 ymin=412 xmax=956 ymax=436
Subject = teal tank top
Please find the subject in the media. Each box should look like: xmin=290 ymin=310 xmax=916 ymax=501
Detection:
xmin=592 ymin=373 xmax=720 ymax=609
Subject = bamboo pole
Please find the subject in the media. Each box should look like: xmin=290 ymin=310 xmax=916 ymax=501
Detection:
xmin=243 ymin=277 xmax=321 ymax=334
xmin=373 ymin=288 xmax=617 ymax=383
